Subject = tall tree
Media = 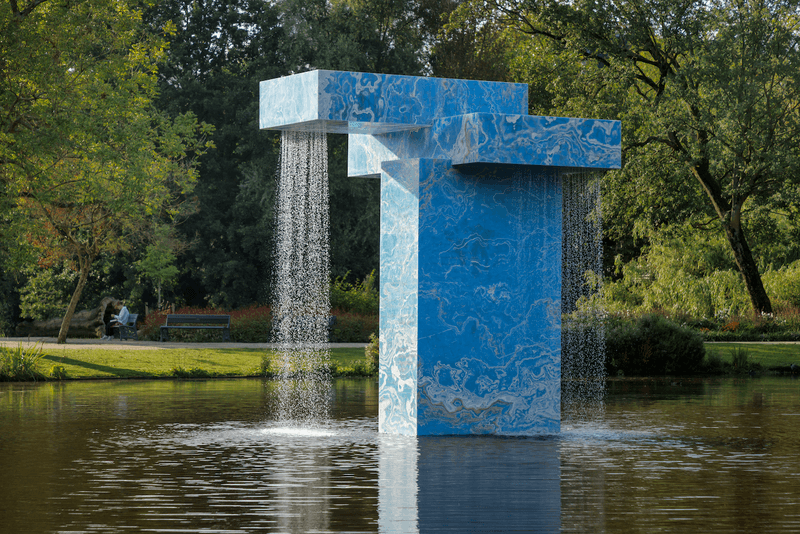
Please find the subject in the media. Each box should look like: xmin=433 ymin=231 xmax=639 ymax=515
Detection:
xmin=1 ymin=0 xmax=210 ymax=342
xmin=450 ymin=0 xmax=800 ymax=314
xmin=144 ymin=0 xmax=289 ymax=308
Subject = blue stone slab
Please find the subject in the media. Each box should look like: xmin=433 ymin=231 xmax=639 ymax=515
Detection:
xmin=379 ymin=159 xmax=421 ymax=435
xmin=348 ymin=114 xmax=621 ymax=177
xmin=260 ymin=70 xmax=528 ymax=133
xmin=379 ymin=159 xmax=562 ymax=436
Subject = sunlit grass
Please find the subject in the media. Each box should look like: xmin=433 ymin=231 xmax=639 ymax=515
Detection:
xmin=705 ymin=342 xmax=800 ymax=369
xmin=37 ymin=347 xmax=368 ymax=379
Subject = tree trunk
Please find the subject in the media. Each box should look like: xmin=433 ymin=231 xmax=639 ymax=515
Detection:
xmin=722 ymin=221 xmax=773 ymax=315
xmin=691 ymin=163 xmax=773 ymax=315
xmin=56 ymin=256 xmax=92 ymax=344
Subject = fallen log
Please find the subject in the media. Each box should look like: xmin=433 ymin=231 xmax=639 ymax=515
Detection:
xmin=15 ymin=297 xmax=123 ymax=338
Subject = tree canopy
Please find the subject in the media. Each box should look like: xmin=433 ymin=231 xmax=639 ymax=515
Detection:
xmin=1 ymin=0 xmax=211 ymax=341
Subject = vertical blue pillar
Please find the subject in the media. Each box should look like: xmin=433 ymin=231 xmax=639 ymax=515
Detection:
xmin=260 ymin=70 xmax=621 ymax=435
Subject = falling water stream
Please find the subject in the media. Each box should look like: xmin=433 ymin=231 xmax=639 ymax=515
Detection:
xmin=271 ymin=130 xmax=332 ymax=423
xmin=561 ymin=169 xmax=607 ymax=423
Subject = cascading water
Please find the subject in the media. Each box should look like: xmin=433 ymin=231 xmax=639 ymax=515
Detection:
xmin=271 ymin=130 xmax=332 ymax=424
xmin=561 ymin=169 xmax=606 ymax=423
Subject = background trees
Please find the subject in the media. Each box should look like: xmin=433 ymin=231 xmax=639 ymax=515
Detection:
xmin=1 ymin=0 xmax=210 ymax=340
xmin=4 ymin=0 xmax=798 ymax=335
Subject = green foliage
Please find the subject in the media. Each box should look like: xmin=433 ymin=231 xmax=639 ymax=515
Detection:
xmin=598 ymin=226 xmax=751 ymax=319
xmin=0 ymin=344 xmax=46 ymax=382
xmin=701 ymin=350 xmax=727 ymax=375
xmin=764 ymin=261 xmax=800 ymax=309
xmin=17 ymin=264 xmax=75 ymax=320
xmin=135 ymin=226 xmax=181 ymax=309
xmin=1 ymin=0 xmax=212 ymax=342
xmin=364 ymin=333 xmax=379 ymax=375
xmin=455 ymin=0 xmax=800 ymax=313
xmin=698 ymin=310 xmax=800 ymax=342
xmin=49 ymin=365 xmax=68 ymax=380
xmin=730 ymin=347 xmax=750 ymax=372
xmin=330 ymin=313 xmax=379 ymax=343
xmin=330 ymin=272 xmax=379 ymax=316
xmin=606 ymin=314 xmax=706 ymax=376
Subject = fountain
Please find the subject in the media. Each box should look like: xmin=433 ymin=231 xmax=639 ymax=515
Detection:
xmin=260 ymin=70 xmax=621 ymax=435
xmin=271 ymin=130 xmax=332 ymax=424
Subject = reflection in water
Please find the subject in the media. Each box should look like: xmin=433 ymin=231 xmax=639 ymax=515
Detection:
xmin=379 ymin=435 xmax=419 ymax=533
xmin=2 ymin=377 xmax=800 ymax=532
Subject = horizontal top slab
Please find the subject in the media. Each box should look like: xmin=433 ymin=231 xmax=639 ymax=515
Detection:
xmin=259 ymin=70 xmax=529 ymax=132
xmin=348 ymin=113 xmax=622 ymax=177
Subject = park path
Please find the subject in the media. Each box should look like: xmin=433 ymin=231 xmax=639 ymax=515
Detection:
xmin=0 ymin=337 xmax=367 ymax=351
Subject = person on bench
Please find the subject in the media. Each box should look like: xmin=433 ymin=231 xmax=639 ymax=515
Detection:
xmin=103 ymin=304 xmax=130 ymax=341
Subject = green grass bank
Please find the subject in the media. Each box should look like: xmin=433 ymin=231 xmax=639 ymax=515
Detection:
xmin=2 ymin=340 xmax=798 ymax=381
xmin=1 ymin=344 xmax=373 ymax=381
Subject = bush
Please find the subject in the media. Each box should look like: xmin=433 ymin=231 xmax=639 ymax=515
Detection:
xmin=606 ymin=314 xmax=705 ymax=376
xmin=364 ymin=333 xmax=379 ymax=374
xmin=330 ymin=311 xmax=378 ymax=342
xmin=330 ymin=271 xmax=379 ymax=316
xmin=0 ymin=344 xmax=47 ymax=381
xmin=701 ymin=349 xmax=726 ymax=375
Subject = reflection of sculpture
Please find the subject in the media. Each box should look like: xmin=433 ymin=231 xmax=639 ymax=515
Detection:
xmin=260 ymin=70 xmax=621 ymax=435
xmin=15 ymin=296 xmax=123 ymax=338
xmin=379 ymin=435 xmax=561 ymax=532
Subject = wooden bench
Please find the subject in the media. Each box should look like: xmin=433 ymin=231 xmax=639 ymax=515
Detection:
xmin=113 ymin=313 xmax=139 ymax=341
xmin=159 ymin=314 xmax=231 ymax=342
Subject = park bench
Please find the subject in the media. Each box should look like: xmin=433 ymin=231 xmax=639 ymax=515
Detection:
xmin=159 ymin=314 xmax=231 ymax=342
xmin=113 ymin=313 xmax=139 ymax=341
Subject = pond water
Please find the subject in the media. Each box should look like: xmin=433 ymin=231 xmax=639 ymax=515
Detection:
xmin=2 ymin=377 xmax=800 ymax=533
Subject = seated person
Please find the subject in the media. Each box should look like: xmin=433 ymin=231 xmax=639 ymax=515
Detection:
xmin=103 ymin=304 xmax=130 ymax=340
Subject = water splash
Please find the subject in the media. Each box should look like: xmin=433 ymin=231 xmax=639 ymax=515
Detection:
xmin=561 ymin=169 xmax=606 ymax=423
xmin=271 ymin=130 xmax=332 ymax=424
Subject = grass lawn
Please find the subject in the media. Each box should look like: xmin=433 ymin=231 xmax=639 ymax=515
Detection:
xmin=35 ymin=346 xmax=369 ymax=379
xmin=705 ymin=342 xmax=800 ymax=368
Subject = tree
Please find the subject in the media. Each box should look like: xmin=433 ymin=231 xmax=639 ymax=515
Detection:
xmin=135 ymin=225 xmax=181 ymax=309
xmin=1 ymin=0 xmax=211 ymax=342
xmin=447 ymin=0 xmax=800 ymax=314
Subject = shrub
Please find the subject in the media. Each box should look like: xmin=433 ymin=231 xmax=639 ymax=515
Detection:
xmin=730 ymin=347 xmax=749 ymax=371
xmin=49 ymin=365 xmax=68 ymax=380
xmin=364 ymin=333 xmax=379 ymax=374
xmin=606 ymin=314 xmax=705 ymax=376
xmin=330 ymin=271 xmax=379 ymax=316
xmin=171 ymin=366 xmax=213 ymax=378
xmin=140 ymin=306 xmax=273 ymax=342
xmin=701 ymin=349 xmax=726 ymax=375
xmin=0 ymin=343 xmax=47 ymax=381
xmin=330 ymin=311 xmax=378 ymax=342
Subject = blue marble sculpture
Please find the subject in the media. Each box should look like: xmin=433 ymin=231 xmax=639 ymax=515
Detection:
xmin=260 ymin=70 xmax=621 ymax=435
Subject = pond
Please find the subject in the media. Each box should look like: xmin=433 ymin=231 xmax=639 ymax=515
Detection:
xmin=1 ymin=376 xmax=799 ymax=533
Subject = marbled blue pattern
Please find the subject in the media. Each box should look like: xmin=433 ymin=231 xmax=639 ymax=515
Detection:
xmin=259 ymin=70 xmax=622 ymax=435
xmin=260 ymin=70 xmax=528 ymax=133
xmin=379 ymin=160 xmax=421 ymax=436
xmin=415 ymin=161 xmax=562 ymax=435
xmin=348 ymin=114 xmax=621 ymax=177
